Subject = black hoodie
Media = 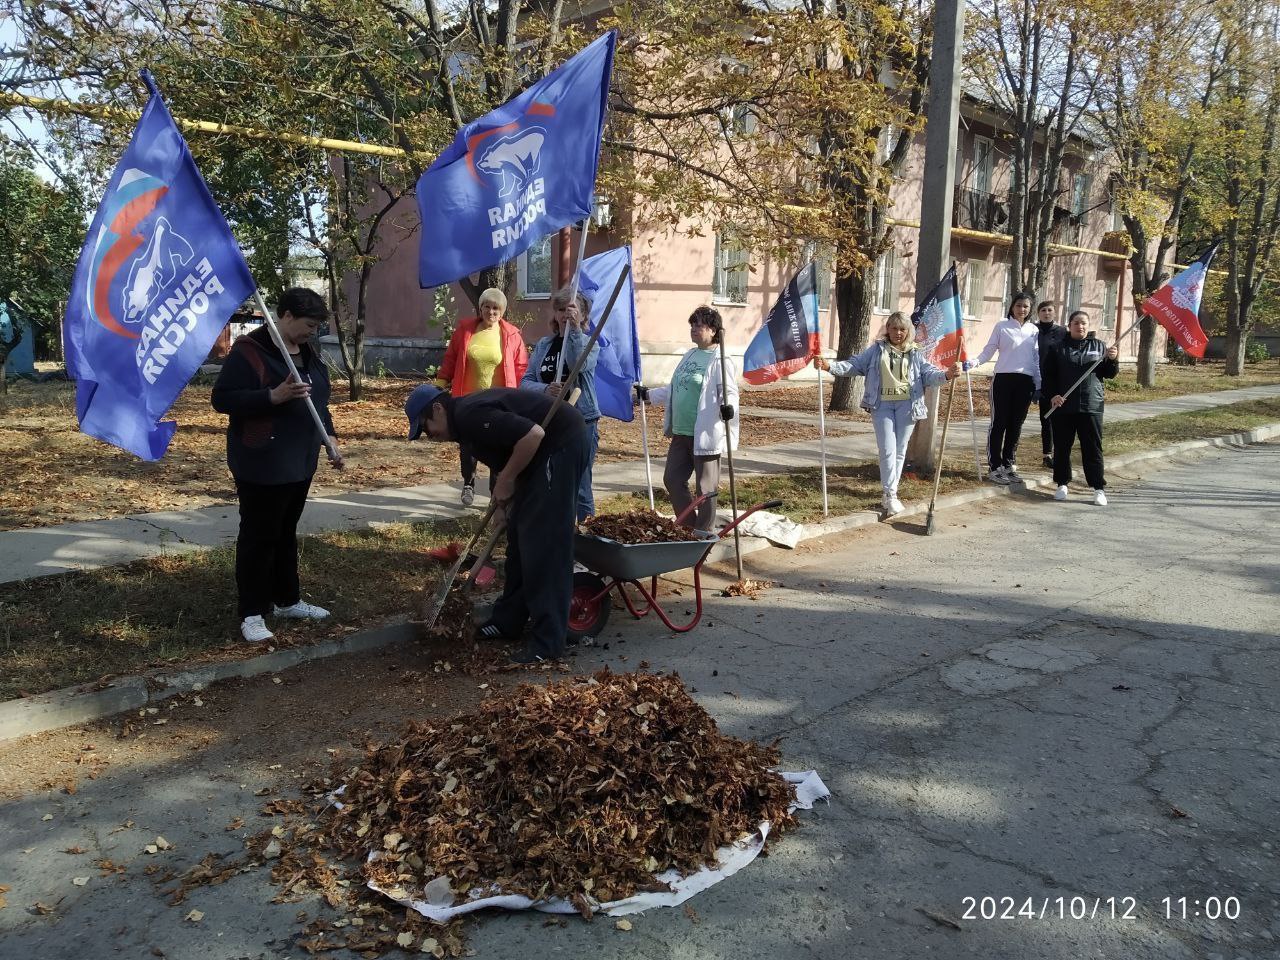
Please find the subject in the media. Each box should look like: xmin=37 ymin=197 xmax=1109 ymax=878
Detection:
xmin=1036 ymin=319 xmax=1067 ymax=371
xmin=211 ymin=325 xmax=335 ymax=484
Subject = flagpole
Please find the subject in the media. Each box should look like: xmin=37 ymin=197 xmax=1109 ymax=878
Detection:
xmin=964 ymin=370 xmax=982 ymax=480
xmin=815 ymin=364 xmax=829 ymax=516
xmin=1044 ymin=316 xmax=1137 ymax=419
xmin=717 ymin=336 xmax=743 ymax=581
xmin=553 ymin=213 xmax=593 ymax=385
xmin=960 ymin=328 xmax=982 ymax=480
xmin=252 ymin=288 xmax=342 ymax=465
xmin=638 ymin=390 xmax=656 ymax=510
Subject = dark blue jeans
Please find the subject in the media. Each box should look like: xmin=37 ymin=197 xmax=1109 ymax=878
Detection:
xmin=577 ymin=418 xmax=600 ymax=521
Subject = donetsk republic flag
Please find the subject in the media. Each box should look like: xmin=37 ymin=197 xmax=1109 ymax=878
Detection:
xmin=742 ymin=263 xmax=822 ymax=385
xmin=1140 ymin=241 xmax=1219 ymax=358
xmin=910 ymin=264 xmax=967 ymax=367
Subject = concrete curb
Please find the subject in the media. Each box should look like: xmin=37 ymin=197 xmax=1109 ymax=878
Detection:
xmin=0 ymin=622 xmax=415 ymax=743
xmin=3 ymin=421 xmax=1277 ymax=744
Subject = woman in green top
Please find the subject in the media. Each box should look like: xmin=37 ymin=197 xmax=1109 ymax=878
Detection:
xmin=815 ymin=311 xmax=957 ymax=518
xmin=639 ymin=306 xmax=739 ymax=531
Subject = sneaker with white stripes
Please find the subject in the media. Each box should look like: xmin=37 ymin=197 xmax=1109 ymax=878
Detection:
xmin=989 ymin=466 xmax=1010 ymax=485
xmin=272 ymin=601 xmax=330 ymax=620
xmin=240 ymin=615 xmax=274 ymax=643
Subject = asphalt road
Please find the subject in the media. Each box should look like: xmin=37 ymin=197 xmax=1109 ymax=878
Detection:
xmin=1 ymin=442 xmax=1277 ymax=960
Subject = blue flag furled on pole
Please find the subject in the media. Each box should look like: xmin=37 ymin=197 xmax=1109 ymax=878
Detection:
xmin=64 ymin=74 xmax=254 ymax=460
xmin=578 ymin=245 xmax=640 ymax=421
xmin=910 ymin=264 xmax=967 ymax=366
xmin=416 ymin=31 xmax=616 ymax=289
xmin=742 ymin=263 xmax=821 ymax=384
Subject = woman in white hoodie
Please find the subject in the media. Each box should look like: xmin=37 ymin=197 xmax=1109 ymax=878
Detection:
xmin=974 ymin=291 xmax=1041 ymax=483
xmin=638 ymin=306 xmax=740 ymax=531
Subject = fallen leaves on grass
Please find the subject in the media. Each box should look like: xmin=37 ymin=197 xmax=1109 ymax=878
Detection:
xmin=580 ymin=510 xmax=702 ymax=544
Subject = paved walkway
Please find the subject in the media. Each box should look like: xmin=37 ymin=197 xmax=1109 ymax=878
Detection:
xmin=1 ymin=383 xmax=1276 ymax=584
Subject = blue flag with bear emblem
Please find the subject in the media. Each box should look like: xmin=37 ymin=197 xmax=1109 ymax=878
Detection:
xmin=416 ymin=31 xmax=616 ymax=289
xmin=64 ymin=72 xmax=254 ymax=460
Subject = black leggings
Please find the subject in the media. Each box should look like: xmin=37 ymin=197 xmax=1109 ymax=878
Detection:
xmin=234 ymin=478 xmax=311 ymax=619
xmin=460 ymin=447 xmax=495 ymax=492
xmin=987 ymin=372 xmax=1035 ymax=470
xmin=1052 ymin=411 xmax=1106 ymax=489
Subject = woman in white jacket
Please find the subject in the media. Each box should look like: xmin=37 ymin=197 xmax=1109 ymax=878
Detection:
xmin=638 ymin=306 xmax=740 ymax=531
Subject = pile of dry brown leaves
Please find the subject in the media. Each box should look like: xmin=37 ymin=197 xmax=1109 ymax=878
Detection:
xmin=580 ymin=510 xmax=702 ymax=545
xmin=721 ymin=579 xmax=775 ymax=599
xmin=325 ymin=670 xmax=796 ymax=918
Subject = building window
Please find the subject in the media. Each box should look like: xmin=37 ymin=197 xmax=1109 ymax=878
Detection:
xmin=1003 ymin=263 xmax=1014 ymax=307
xmin=963 ymin=260 xmax=987 ymax=318
xmin=973 ymin=136 xmax=994 ymax=196
xmin=517 ymin=234 xmax=553 ymax=298
xmin=873 ymin=248 xmax=899 ymax=314
xmin=1110 ymin=197 xmax=1124 ymax=232
xmin=802 ymin=241 xmax=834 ymax=312
xmin=712 ymin=230 xmax=749 ymax=305
xmin=1065 ymin=275 xmax=1084 ymax=315
xmin=1101 ymin=278 xmax=1118 ymax=330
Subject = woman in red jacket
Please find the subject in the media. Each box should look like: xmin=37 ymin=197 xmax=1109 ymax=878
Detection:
xmin=433 ymin=287 xmax=529 ymax=504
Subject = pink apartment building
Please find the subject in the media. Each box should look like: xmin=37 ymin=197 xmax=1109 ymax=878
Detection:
xmin=333 ymin=95 xmax=1162 ymax=383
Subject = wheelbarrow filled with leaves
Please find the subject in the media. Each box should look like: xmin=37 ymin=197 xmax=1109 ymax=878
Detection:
xmin=568 ymin=497 xmax=783 ymax=642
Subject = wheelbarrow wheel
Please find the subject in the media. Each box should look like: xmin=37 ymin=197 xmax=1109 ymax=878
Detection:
xmin=568 ymin=572 xmax=611 ymax=644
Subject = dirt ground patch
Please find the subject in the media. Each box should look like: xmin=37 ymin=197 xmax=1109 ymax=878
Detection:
xmin=0 ymin=378 xmax=823 ymax=530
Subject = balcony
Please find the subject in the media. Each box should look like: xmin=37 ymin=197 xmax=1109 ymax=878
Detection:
xmin=953 ymin=188 xmax=1009 ymax=235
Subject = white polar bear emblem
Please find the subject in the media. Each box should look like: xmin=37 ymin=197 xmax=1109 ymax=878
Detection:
xmin=123 ymin=217 xmax=195 ymax=323
xmin=476 ymin=128 xmax=547 ymax=198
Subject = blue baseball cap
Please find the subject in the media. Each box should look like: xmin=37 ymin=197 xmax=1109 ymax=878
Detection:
xmin=405 ymin=384 xmax=444 ymax=440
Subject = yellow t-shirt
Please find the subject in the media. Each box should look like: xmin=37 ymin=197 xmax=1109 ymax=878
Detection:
xmin=462 ymin=324 xmax=503 ymax=394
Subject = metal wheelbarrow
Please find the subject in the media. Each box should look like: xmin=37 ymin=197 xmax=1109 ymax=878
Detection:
xmin=567 ymin=497 xmax=783 ymax=643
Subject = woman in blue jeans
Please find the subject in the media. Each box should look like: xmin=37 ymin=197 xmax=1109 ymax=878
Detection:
xmin=815 ymin=312 xmax=958 ymax=517
xmin=520 ymin=286 xmax=600 ymax=520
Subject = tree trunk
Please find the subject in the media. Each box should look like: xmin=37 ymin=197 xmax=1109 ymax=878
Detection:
xmin=1136 ymin=316 xmax=1158 ymax=386
xmin=829 ymin=267 xmax=872 ymax=411
xmin=1223 ymin=324 xmax=1246 ymax=376
xmin=459 ymin=261 xmax=516 ymax=311
xmin=346 ymin=259 xmax=375 ymax=401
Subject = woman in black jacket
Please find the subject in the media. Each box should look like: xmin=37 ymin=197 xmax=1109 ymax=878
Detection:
xmin=211 ymin=288 xmax=343 ymax=643
xmin=1043 ymin=309 xmax=1119 ymax=506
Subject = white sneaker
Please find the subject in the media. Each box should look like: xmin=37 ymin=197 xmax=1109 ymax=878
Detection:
xmin=460 ymin=484 xmax=475 ymax=507
xmin=272 ymin=600 xmax=330 ymax=620
xmin=887 ymin=497 xmax=905 ymax=515
xmin=1093 ymin=489 xmax=1108 ymax=506
xmin=1054 ymin=485 xmax=1068 ymax=501
xmin=240 ymin=615 xmax=274 ymax=643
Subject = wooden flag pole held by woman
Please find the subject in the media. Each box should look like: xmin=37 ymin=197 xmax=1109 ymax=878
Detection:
xmin=718 ymin=337 xmax=744 ymax=580
xmin=638 ymin=391 xmax=656 ymax=509
xmin=252 ymin=289 xmax=342 ymax=466
xmin=816 ymin=363 xmax=830 ymax=516
xmin=925 ymin=376 xmax=959 ymax=535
